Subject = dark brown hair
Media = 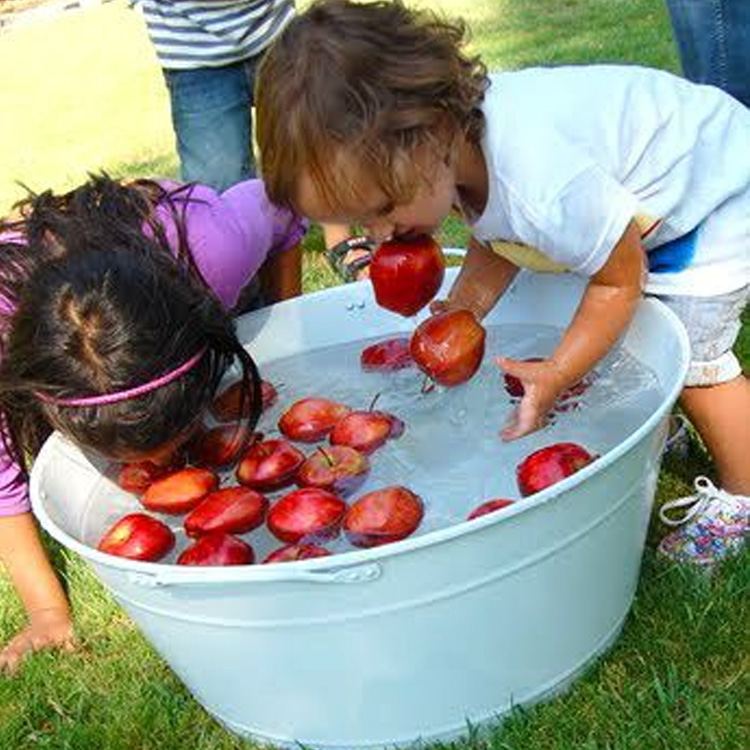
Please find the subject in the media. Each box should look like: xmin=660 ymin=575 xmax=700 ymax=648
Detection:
xmin=256 ymin=0 xmax=488 ymax=214
xmin=0 ymin=175 xmax=260 ymax=474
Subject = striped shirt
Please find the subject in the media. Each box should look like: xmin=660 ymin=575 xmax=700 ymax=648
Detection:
xmin=135 ymin=1 xmax=295 ymax=70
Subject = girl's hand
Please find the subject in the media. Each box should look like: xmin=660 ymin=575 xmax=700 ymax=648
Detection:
xmin=496 ymin=356 xmax=567 ymax=441
xmin=0 ymin=606 xmax=76 ymax=675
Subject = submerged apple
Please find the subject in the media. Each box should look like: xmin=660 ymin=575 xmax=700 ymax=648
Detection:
xmin=210 ymin=379 xmax=278 ymax=422
xmin=410 ymin=309 xmax=486 ymax=386
xmin=267 ymin=488 xmax=347 ymax=544
xmin=344 ymin=486 xmax=424 ymax=548
xmin=466 ymin=498 xmax=515 ymax=521
xmin=516 ymin=442 xmax=596 ymax=496
xmin=140 ymin=467 xmax=219 ymax=515
xmin=235 ymin=438 xmax=306 ymax=491
xmin=97 ymin=513 xmax=175 ymax=562
xmin=188 ymin=423 xmax=260 ymax=468
xmin=360 ymin=337 xmax=414 ymax=372
xmin=329 ymin=407 xmax=404 ymax=455
xmin=183 ymin=486 xmax=268 ymax=537
xmin=370 ymin=235 xmax=445 ymax=317
xmin=296 ymin=445 xmax=370 ymax=496
xmin=262 ymin=543 xmax=332 ymax=564
xmin=176 ymin=532 xmax=254 ymax=566
xmin=278 ymin=398 xmax=351 ymax=442
xmin=117 ymin=460 xmax=175 ymax=495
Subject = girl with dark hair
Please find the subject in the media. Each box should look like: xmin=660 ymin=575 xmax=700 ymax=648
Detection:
xmin=0 ymin=174 xmax=306 ymax=672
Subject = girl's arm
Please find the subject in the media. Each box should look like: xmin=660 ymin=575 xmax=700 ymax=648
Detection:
xmin=0 ymin=512 xmax=75 ymax=674
xmin=258 ymin=240 xmax=302 ymax=303
xmin=498 ymin=220 xmax=645 ymax=440
xmin=433 ymin=236 xmax=519 ymax=319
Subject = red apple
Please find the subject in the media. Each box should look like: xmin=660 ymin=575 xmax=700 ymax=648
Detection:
xmin=503 ymin=357 xmax=594 ymax=406
xmin=117 ymin=461 xmax=172 ymax=495
xmin=410 ymin=309 xmax=486 ymax=386
xmin=516 ymin=442 xmax=596 ymax=497
xmin=267 ymin=488 xmax=347 ymax=544
xmin=188 ymin=423 xmax=261 ymax=468
xmin=141 ymin=467 xmax=219 ymax=515
xmin=370 ymin=235 xmax=445 ymax=317
xmin=466 ymin=498 xmax=515 ymax=521
xmin=97 ymin=513 xmax=175 ymax=562
xmin=235 ymin=438 xmax=305 ymax=491
xmin=296 ymin=445 xmax=370 ymax=496
xmin=278 ymin=398 xmax=351 ymax=442
xmin=183 ymin=486 xmax=268 ymax=538
xmin=210 ymin=379 xmax=278 ymax=422
xmin=262 ymin=543 xmax=332 ymax=564
xmin=329 ymin=409 xmax=404 ymax=454
xmin=176 ymin=532 xmax=254 ymax=566
xmin=360 ymin=337 xmax=414 ymax=372
xmin=344 ymin=486 xmax=424 ymax=548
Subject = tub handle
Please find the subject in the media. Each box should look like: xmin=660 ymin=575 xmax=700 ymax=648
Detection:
xmin=126 ymin=561 xmax=382 ymax=588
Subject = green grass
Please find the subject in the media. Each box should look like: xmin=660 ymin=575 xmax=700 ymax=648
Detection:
xmin=1 ymin=1 xmax=748 ymax=749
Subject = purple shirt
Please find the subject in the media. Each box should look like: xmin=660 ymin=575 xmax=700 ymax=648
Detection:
xmin=0 ymin=179 xmax=306 ymax=517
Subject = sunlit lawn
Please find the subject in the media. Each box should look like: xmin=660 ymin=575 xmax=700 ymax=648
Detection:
xmin=0 ymin=2 xmax=748 ymax=750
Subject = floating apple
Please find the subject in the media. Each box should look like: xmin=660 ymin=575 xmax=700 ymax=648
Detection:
xmin=184 ymin=486 xmax=268 ymax=538
xmin=466 ymin=498 xmax=515 ymax=521
xmin=262 ymin=543 xmax=332 ymax=564
xmin=516 ymin=442 xmax=596 ymax=497
xmin=296 ymin=445 xmax=370 ymax=496
xmin=360 ymin=337 xmax=414 ymax=372
xmin=210 ymin=379 xmax=278 ymax=422
xmin=177 ymin=532 xmax=254 ymax=566
xmin=344 ymin=486 xmax=424 ymax=548
xmin=235 ymin=438 xmax=305 ymax=491
xmin=370 ymin=235 xmax=445 ymax=316
xmin=329 ymin=407 xmax=404 ymax=454
xmin=267 ymin=488 xmax=347 ymax=544
xmin=503 ymin=357 xmax=594 ymax=406
xmin=141 ymin=467 xmax=219 ymax=515
xmin=278 ymin=398 xmax=351 ymax=442
xmin=188 ymin=423 xmax=260 ymax=468
xmin=410 ymin=309 xmax=486 ymax=386
xmin=97 ymin=513 xmax=175 ymax=562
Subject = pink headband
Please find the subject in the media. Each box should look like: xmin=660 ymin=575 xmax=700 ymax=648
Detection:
xmin=36 ymin=347 xmax=208 ymax=407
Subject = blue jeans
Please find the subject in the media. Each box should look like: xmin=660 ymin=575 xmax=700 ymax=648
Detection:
xmin=665 ymin=0 xmax=750 ymax=107
xmin=164 ymin=57 xmax=259 ymax=191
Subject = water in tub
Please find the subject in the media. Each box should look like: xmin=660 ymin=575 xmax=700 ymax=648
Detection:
xmin=85 ymin=323 xmax=664 ymax=562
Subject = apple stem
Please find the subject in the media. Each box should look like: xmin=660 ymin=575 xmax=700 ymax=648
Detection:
xmin=368 ymin=393 xmax=381 ymax=412
xmin=318 ymin=447 xmax=335 ymax=467
xmin=420 ymin=375 xmax=435 ymax=394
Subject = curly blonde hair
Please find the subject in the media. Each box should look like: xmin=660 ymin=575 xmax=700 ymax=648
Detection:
xmin=256 ymin=0 xmax=488 ymax=214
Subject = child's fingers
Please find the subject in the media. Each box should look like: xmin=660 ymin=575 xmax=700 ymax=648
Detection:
xmin=0 ymin=622 xmax=77 ymax=675
xmin=0 ymin=631 xmax=31 ymax=675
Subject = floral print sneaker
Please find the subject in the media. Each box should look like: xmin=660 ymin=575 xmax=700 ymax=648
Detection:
xmin=658 ymin=477 xmax=749 ymax=567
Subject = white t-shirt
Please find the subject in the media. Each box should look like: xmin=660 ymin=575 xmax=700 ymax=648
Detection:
xmin=472 ymin=65 xmax=750 ymax=296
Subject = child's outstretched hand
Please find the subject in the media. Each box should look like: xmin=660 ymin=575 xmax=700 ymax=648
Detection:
xmin=496 ymin=356 xmax=568 ymax=441
xmin=0 ymin=606 xmax=76 ymax=675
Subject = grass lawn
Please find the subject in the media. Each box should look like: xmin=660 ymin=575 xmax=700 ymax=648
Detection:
xmin=0 ymin=1 xmax=748 ymax=749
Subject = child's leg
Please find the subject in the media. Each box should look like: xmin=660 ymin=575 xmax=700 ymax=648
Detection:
xmin=656 ymin=287 xmax=749 ymax=565
xmin=680 ymin=375 xmax=750 ymax=495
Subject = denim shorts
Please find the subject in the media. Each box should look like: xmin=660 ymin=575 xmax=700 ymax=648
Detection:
xmin=656 ymin=285 xmax=749 ymax=386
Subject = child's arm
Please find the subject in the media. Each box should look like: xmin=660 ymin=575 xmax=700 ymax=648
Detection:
xmin=258 ymin=240 xmax=302 ymax=303
xmin=0 ymin=512 xmax=75 ymax=674
xmin=498 ymin=220 xmax=645 ymax=440
xmin=432 ymin=236 xmax=519 ymax=318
